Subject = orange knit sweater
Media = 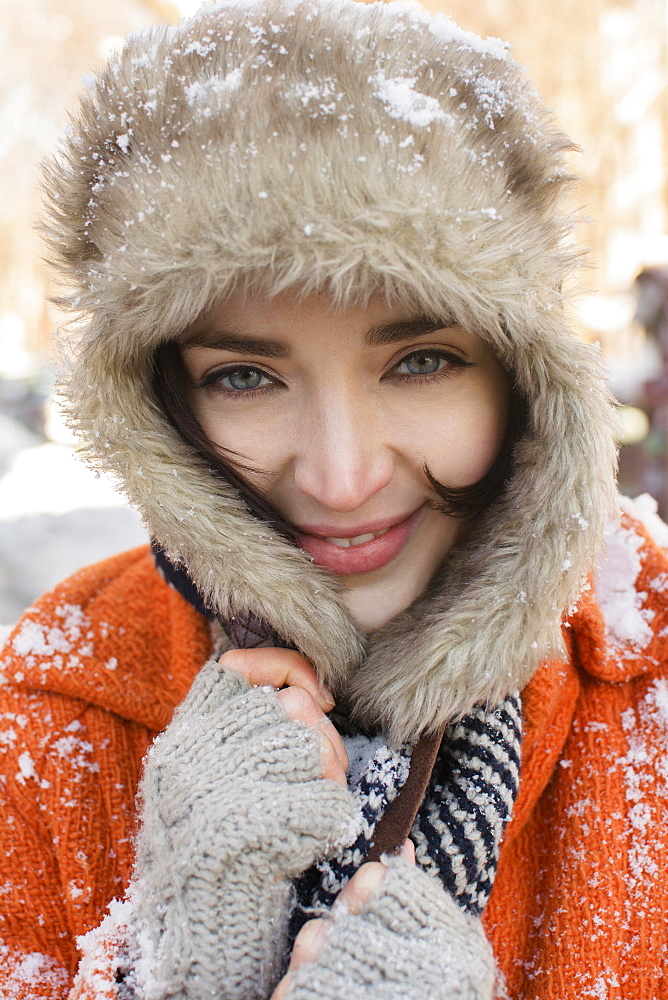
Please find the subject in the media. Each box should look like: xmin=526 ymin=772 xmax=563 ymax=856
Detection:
xmin=1 ymin=508 xmax=667 ymax=998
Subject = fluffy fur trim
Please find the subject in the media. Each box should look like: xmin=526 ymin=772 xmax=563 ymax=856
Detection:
xmin=43 ymin=0 xmax=618 ymax=743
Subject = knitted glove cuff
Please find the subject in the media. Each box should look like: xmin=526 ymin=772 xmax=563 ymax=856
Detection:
xmin=285 ymin=859 xmax=496 ymax=1000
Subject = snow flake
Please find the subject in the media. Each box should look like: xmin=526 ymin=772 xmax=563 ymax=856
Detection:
xmin=371 ymin=72 xmax=449 ymax=129
xmin=473 ymin=75 xmax=512 ymax=127
xmin=426 ymin=13 xmax=509 ymax=61
xmin=628 ymin=801 xmax=652 ymax=833
xmin=183 ymin=37 xmax=217 ymax=57
xmin=0 ymin=944 xmax=69 ymax=998
xmin=68 ymin=882 xmax=84 ymax=900
xmin=12 ymin=621 xmax=72 ymax=658
xmin=585 ymin=973 xmax=620 ymax=999
xmin=52 ymin=735 xmax=100 ymax=773
xmin=620 ymin=493 xmax=668 ymax=550
xmin=9 ymin=605 xmax=95 ymax=673
xmin=184 ymin=68 xmax=242 ymax=109
xmin=284 ymin=77 xmax=343 ymax=116
xmin=15 ymin=751 xmax=49 ymax=789
xmin=613 ymin=679 xmax=668 ymax=899
xmin=595 ymin=518 xmax=654 ymax=655
xmin=343 ymin=732 xmax=390 ymax=787
xmin=55 ymin=604 xmax=89 ymax=639
xmin=641 ymin=677 xmax=668 ymax=731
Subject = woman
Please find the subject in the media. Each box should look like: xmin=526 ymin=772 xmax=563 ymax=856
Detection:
xmin=2 ymin=0 xmax=667 ymax=997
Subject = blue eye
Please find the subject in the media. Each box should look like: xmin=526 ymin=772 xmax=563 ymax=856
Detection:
xmin=197 ymin=363 xmax=278 ymax=397
xmin=221 ymin=367 xmax=270 ymax=391
xmin=398 ymin=351 xmax=446 ymax=375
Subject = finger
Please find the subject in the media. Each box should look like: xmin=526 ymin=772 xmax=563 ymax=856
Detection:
xmin=334 ymin=861 xmax=388 ymax=914
xmin=276 ymin=689 xmax=347 ymax=786
xmin=269 ymin=971 xmax=294 ymax=1000
xmin=277 ymin=686 xmax=349 ymax=774
xmin=319 ymin=731 xmax=348 ymax=787
xmin=220 ymin=647 xmax=334 ymax=710
xmin=288 ymin=918 xmax=331 ymax=971
xmin=269 ymin=917 xmax=333 ymax=996
xmin=401 ymin=838 xmax=416 ymax=864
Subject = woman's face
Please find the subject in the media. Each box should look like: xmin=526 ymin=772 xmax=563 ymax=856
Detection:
xmin=180 ymin=290 xmax=509 ymax=631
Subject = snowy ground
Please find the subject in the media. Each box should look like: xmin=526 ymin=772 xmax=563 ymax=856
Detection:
xmin=0 ymin=414 xmax=147 ymax=626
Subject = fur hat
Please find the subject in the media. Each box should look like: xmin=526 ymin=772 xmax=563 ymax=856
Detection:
xmin=43 ymin=0 xmax=618 ymax=743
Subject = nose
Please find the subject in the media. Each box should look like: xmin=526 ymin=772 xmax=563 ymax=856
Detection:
xmin=293 ymin=392 xmax=394 ymax=512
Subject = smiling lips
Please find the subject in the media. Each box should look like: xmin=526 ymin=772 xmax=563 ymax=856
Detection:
xmin=294 ymin=507 xmax=423 ymax=575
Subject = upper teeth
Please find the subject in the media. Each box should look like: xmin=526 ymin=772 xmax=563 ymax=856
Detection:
xmin=323 ymin=528 xmax=389 ymax=548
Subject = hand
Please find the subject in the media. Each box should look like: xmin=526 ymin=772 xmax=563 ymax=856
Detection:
xmin=266 ymin=845 xmax=495 ymax=1000
xmin=128 ymin=657 xmax=358 ymax=1000
xmin=270 ymin=842 xmax=416 ymax=1000
xmin=220 ymin=647 xmax=349 ymax=787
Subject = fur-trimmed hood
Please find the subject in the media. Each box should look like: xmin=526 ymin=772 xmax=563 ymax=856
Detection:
xmin=43 ymin=0 xmax=618 ymax=743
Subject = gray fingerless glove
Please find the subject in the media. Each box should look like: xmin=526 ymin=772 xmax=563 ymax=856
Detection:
xmin=285 ymin=858 xmax=496 ymax=1000
xmin=126 ymin=660 xmax=358 ymax=1000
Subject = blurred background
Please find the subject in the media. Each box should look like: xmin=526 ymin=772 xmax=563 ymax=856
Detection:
xmin=0 ymin=0 xmax=667 ymax=623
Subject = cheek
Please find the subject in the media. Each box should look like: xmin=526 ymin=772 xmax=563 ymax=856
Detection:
xmin=191 ymin=394 xmax=290 ymax=479
xmin=415 ymin=382 xmax=509 ymax=487
xmin=189 ymin=394 xmax=225 ymax=448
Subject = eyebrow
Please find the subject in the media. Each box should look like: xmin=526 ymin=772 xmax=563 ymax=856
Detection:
xmin=180 ymin=330 xmax=289 ymax=358
xmin=180 ymin=318 xmax=456 ymax=356
xmin=365 ymin=319 xmax=456 ymax=346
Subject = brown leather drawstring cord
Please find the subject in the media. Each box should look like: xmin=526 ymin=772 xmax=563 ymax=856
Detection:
xmin=364 ymin=723 xmax=446 ymax=863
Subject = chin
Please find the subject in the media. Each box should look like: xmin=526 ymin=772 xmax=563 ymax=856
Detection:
xmin=342 ymin=575 xmax=427 ymax=632
xmin=338 ymin=509 xmax=461 ymax=630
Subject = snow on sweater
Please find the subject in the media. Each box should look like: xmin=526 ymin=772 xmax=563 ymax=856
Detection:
xmin=0 ymin=501 xmax=667 ymax=998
